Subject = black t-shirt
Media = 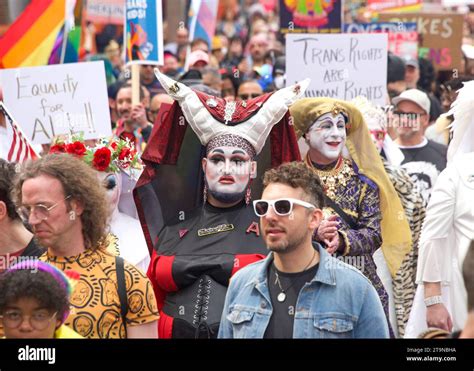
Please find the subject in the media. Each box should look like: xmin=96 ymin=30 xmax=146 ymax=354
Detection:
xmin=399 ymin=139 xmax=447 ymax=203
xmin=264 ymin=262 xmax=319 ymax=339
xmin=22 ymin=238 xmax=45 ymax=258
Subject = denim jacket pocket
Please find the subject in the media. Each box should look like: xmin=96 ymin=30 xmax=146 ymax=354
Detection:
xmin=313 ymin=315 xmax=354 ymax=339
xmin=227 ymin=308 xmax=256 ymax=338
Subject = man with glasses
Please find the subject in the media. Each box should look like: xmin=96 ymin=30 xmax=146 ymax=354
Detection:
xmin=148 ymin=93 xmax=173 ymax=124
xmin=12 ymin=154 xmax=159 ymax=338
xmin=218 ymin=162 xmax=388 ymax=338
xmin=392 ymin=89 xmax=447 ymax=204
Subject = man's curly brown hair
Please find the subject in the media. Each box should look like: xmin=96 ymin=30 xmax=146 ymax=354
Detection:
xmin=12 ymin=154 xmax=109 ymax=250
xmin=262 ymin=161 xmax=325 ymax=208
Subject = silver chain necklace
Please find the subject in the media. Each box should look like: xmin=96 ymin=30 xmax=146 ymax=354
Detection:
xmin=274 ymin=249 xmax=316 ymax=303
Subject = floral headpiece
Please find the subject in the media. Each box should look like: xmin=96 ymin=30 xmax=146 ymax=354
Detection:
xmin=49 ymin=134 xmax=140 ymax=173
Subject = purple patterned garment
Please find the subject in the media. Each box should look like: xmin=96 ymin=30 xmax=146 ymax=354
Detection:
xmin=311 ymin=158 xmax=390 ymax=331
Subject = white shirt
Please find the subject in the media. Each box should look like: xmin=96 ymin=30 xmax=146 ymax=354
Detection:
xmin=405 ymin=152 xmax=473 ymax=337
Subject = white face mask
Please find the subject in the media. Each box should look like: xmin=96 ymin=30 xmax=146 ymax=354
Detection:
xmin=274 ymin=75 xmax=285 ymax=89
xmin=96 ymin=172 xmax=121 ymax=217
xmin=203 ymin=146 xmax=256 ymax=203
xmin=306 ymin=113 xmax=347 ymax=162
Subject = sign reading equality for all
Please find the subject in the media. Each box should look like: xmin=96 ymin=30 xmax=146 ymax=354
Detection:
xmin=125 ymin=0 xmax=164 ymax=65
xmin=0 ymin=61 xmax=112 ymax=145
xmin=378 ymin=12 xmax=464 ymax=70
xmin=286 ymin=33 xmax=388 ymax=106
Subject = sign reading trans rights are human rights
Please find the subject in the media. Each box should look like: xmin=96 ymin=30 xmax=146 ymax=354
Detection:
xmin=285 ymin=33 xmax=388 ymax=106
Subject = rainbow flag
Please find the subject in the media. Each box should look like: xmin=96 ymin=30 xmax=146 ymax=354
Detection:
xmin=188 ymin=0 xmax=219 ymax=49
xmin=0 ymin=0 xmax=66 ymax=68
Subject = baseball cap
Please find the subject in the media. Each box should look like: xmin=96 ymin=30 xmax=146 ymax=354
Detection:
xmin=403 ymin=56 xmax=419 ymax=69
xmin=188 ymin=50 xmax=209 ymax=67
xmin=392 ymin=89 xmax=431 ymax=114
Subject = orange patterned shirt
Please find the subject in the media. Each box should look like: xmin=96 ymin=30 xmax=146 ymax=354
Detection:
xmin=40 ymin=243 xmax=158 ymax=339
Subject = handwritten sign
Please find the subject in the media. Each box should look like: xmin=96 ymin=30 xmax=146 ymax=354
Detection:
xmin=344 ymin=22 xmax=418 ymax=59
xmin=0 ymin=61 xmax=112 ymax=145
xmin=286 ymin=33 xmax=388 ymax=105
xmin=86 ymin=0 xmax=124 ymax=25
xmin=378 ymin=12 xmax=463 ymax=70
xmin=125 ymin=0 xmax=164 ymax=65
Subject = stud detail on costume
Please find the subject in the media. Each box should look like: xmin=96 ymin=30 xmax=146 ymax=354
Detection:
xmin=206 ymin=98 xmax=217 ymax=108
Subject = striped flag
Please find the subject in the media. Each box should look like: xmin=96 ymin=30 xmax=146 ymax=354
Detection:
xmin=188 ymin=0 xmax=219 ymax=49
xmin=0 ymin=0 xmax=66 ymax=68
xmin=0 ymin=103 xmax=40 ymax=163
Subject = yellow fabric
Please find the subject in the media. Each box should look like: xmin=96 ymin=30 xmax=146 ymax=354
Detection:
xmin=290 ymin=97 xmax=412 ymax=277
xmin=55 ymin=324 xmax=83 ymax=339
xmin=434 ymin=114 xmax=452 ymax=146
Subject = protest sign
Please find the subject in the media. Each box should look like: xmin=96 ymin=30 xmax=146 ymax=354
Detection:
xmin=125 ymin=0 xmax=164 ymax=65
xmin=286 ymin=33 xmax=388 ymax=105
xmin=86 ymin=0 xmax=124 ymax=25
xmin=378 ymin=12 xmax=463 ymax=70
xmin=367 ymin=0 xmax=423 ymax=12
xmin=279 ymin=0 xmax=342 ymax=33
xmin=0 ymin=61 xmax=112 ymax=145
xmin=344 ymin=22 xmax=418 ymax=59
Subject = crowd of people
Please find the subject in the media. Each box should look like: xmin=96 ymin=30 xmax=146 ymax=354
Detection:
xmin=1 ymin=1 xmax=474 ymax=340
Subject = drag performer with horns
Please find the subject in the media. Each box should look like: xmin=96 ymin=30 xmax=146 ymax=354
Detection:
xmin=134 ymin=69 xmax=309 ymax=338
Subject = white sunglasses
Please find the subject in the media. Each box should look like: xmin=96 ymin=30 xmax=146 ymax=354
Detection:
xmin=253 ymin=198 xmax=316 ymax=217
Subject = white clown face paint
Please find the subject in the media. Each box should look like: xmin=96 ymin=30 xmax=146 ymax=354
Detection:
xmin=306 ymin=112 xmax=347 ymax=163
xmin=203 ymin=146 xmax=257 ymax=200
xmin=96 ymin=171 xmax=121 ymax=217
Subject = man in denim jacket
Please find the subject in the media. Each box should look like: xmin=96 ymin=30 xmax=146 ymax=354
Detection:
xmin=218 ymin=162 xmax=389 ymax=338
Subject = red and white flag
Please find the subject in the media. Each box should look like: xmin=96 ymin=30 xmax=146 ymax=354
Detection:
xmin=0 ymin=102 xmax=40 ymax=163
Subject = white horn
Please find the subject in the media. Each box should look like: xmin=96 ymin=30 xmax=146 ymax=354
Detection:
xmin=272 ymin=78 xmax=311 ymax=106
xmin=154 ymin=68 xmax=193 ymax=102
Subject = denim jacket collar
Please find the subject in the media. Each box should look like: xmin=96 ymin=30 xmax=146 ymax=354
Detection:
xmin=250 ymin=242 xmax=336 ymax=295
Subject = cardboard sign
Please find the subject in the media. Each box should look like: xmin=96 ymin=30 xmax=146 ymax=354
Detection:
xmin=86 ymin=0 xmax=124 ymax=25
xmin=0 ymin=61 xmax=112 ymax=145
xmin=279 ymin=0 xmax=342 ymax=33
xmin=125 ymin=0 xmax=164 ymax=65
xmin=378 ymin=12 xmax=464 ymax=70
xmin=286 ymin=33 xmax=388 ymax=105
xmin=344 ymin=22 xmax=418 ymax=59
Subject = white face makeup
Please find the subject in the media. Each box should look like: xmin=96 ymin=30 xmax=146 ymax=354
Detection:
xmin=306 ymin=112 xmax=347 ymax=162
xmin=96 ymin=171 xmax=121 ymax=216
xmin=203 ymin=146 xmax=256 ymax=199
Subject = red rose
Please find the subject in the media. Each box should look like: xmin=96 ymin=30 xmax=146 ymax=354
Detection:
xmin=118 ymin=147 xmax=132 ymax=161
xmin=66 ymin=141 xmax=87 ymax=157
xmin=110 ymin=142 xmax=118 ymax=150
xmin=92 ymin=147 xmax=112 ymax=171
xmin=49 ymin=144 xmax=67 ymax=154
